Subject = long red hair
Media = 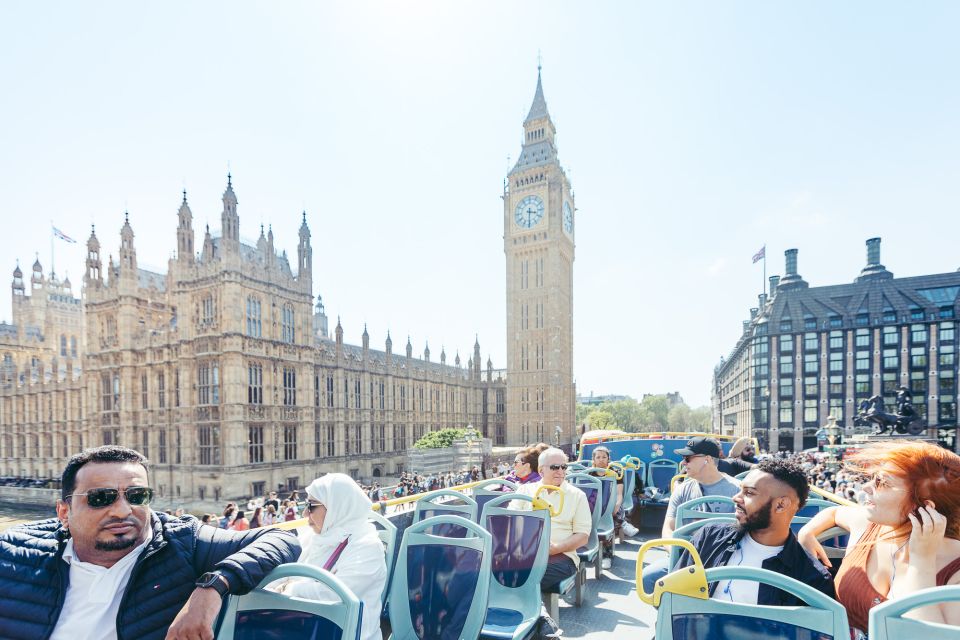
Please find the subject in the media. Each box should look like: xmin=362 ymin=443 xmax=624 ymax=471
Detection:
xmin=845 ymin=440 xmax=960 ymax=540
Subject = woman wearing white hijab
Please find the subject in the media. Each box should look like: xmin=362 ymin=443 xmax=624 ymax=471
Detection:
xmin=287 ymin=473 xmax=387 ymax=640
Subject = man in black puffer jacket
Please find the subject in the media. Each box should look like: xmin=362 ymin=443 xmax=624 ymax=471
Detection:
xmin=0 ymin=446 xmax=301 ymax=640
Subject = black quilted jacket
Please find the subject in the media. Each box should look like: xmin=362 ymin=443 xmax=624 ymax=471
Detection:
xmin=0 ymin=512 xmax=300 ymax=640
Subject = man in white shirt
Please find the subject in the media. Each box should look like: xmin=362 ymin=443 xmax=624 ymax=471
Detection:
xmin=673 ymin=458 xmax=834 ymax=606
xmin=0 ymin=446 xmax=300 ymax=640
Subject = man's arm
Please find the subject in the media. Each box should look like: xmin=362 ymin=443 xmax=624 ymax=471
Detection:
xmin=191 ymin=519 xmax=301 ymax=594
xmin=662 ymin=484 xmax=686 ymax=537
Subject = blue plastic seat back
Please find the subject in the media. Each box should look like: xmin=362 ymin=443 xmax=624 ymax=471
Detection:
xmin=675 ymin=496 xmax=738 ymax=529
xmin=566 ymin=472 xmax=601 ymax=554
xmin=390 ymin=515 xmax=493 ymax=640
xmin=791 ymin=498 xmax=840 ymax=535
xmin=654 ymin=565 xmax=850 ymax=640
xmin=479 ymin=493 xmax=551 ymax=639
xmin=216 ymin=563 xmax=361 ymax=640
xmin=621 ymin=467 xmax=636 ymax=513
xmin=367 ymin=510 xmax=397 ymax=609
xmin=471 ymin=478 xmax=518 ymax=523
xmin=648 ymin=459 xmax=678 ymax=495
xmin=869 ymin=584 xmax=960 ymax=640
xmin=413 ymin=489 xmax=478 ymax=538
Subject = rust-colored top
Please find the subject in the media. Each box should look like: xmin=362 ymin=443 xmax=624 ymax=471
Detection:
xmin=835 ymin=523 xmax=960 ymax=631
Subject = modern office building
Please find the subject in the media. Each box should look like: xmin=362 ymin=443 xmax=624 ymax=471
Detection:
xmin=713 ymin=238 xmax=959 ymax=452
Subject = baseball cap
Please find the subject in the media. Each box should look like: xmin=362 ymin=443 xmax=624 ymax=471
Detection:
xmin=675 ymin=437 xmax=722 ymax=459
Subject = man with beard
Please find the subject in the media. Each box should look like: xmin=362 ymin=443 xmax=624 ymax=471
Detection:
xmin=0 ymin=446 xmax=300 ymax=640
xmin=672 ymin=457 xmax=834 ymax=606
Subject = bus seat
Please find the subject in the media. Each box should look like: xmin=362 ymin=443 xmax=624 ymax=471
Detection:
xmin=388 ymin=515 xmax=492 ymax=640
xmin=471 ymin=478 xmax=518 ymax=522
xmin=215 ymin=563 xmax=362 ymax=640
xmin=367 ymin=510 xmax=398 ymax=616
xmin=869 ymin=584 xmax=960 ymax=640
xmin=674 ymin=496 xmax=738 ymax=529
xmin=478 ymin=493 xmax=550 ymax=640
xmin=648 ymin=459 xmax=679 ymax=496
xmin=412 ymin=489 xmax=477 ymax=538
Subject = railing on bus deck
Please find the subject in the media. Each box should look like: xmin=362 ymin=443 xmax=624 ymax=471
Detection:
xmin=268 ymin=477 xmax=497 ymax=531
xmin=579 ymin=431 xmax=757 ymax=447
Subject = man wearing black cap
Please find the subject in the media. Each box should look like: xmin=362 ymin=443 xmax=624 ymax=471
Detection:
xmin=641 ymin=436 xmax=741 ymax=594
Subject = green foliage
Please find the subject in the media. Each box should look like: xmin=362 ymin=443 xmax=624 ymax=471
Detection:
xmin=576 ymin=395 xmax=712 ymax=433
xmin=413 ymin=427 xmax=479 ymax=449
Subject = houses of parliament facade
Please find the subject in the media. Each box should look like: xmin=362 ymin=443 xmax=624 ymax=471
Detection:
xmin=0 ymin=71 xmax=577 ymax=507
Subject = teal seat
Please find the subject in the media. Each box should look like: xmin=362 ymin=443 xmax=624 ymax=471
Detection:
xmin=620 ymin=466 xmax=637 ymax=514
xmin=567 ymin=462 xmax=586 ymax=472
xmin=667 ymin=517 xmax=737 ymax=568
xmin=471 ymin=478 xmax=518 ymax=522
xmin=791 ymin=498 xmax=840 ymax=534
xmin=478 ymin=493 xmax=550 ymax=640
xmin=566 ymin=472 xmax=603 ymax=581
xmin=582 ymin=466 xmax=617 ymax=563
xmin=215 ymin=563 xmax=362 ymax=640
xmin=368 ymin=510 xmax=398 ymax=615
xmin=388 ymin=515 xmax=493 ymax=640
xmin=413 ymin=489 xmax=477 ymax=537
xmin=647 ymin=459 xmax=679 ymax=496
xmin=674 ymin=495 xmax=738 ymax=529
xmin=869 ymin=584 xmax=960 ymax=640
xmin=653 ymin=565 xmax=850 ymax=640
xmin=734 ymin=470 xmax=751 ymax=480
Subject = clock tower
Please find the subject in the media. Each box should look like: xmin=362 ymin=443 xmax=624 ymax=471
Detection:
xmin=504 ymin=67 xmax=576 ymax=447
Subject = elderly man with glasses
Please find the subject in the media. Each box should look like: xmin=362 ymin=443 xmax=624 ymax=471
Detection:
xmin=513 ymin=446 xmax=592 ymax=591
xmin=0 ymin=445 xmax=300 ymax=640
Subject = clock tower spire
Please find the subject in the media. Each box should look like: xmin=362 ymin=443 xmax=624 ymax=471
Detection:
xmin=503 ymin=65 xmax=576 ymax=447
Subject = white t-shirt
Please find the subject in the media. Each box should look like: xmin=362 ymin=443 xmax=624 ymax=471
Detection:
xmin=710 ymin=533 xmax=783 ymax=605
xmin=50 ymin=522 xmax=152 ymax=640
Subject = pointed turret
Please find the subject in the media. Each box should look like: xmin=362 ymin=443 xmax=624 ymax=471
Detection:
xmin=362 ymin=324 xmax=370 ymax=352
xmin=177 ymin=190 xmax=195 ymax=263
xmin=298 ymin=211 xmax=312 ymax=287
xmin=424 ymin=342 xmax=430 ymax=362
xmin=119 ymin=212 xmax=137 ymax=279
xmin=385 ymin=331 xmax=393 ymax=364
xmin=201 ymin=224 xmax=214 ymax=262
xmin=31 ymin=255 xmax=43 ymax=287
xmin=221 ymin=173 xmax=240 ymax=247
xmin=11 ymin=261 xmax=24 ymax=298
xmin=440 ymin=346 xmax=446 ymax=365
xmin=335 ymin=317 xmax=344 ymax=358
xmin=511 ymin=64 xmax=558 ymax=174
xmin=313 ymin=294 xmax=328 ymax=338
xmin=406 ymin=336 xmax=413 ymax=359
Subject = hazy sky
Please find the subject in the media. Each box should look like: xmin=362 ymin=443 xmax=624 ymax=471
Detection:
xmin=1 ymin=2 xmax=958 ymax=408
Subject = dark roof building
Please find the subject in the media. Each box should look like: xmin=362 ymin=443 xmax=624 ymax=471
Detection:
xmin=713 ymin=238 xmax=960 ymax=453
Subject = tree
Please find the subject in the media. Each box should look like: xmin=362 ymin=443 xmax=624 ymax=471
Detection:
xmin=413 ymin=427 xmax=478 ymax=449
xmin=587 ymin=410 xmax=617 ymax=430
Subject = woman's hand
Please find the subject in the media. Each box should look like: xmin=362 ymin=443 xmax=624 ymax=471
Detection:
xmin=797 ymin=530 xmax=832 ymax=568
xmin=907 ymin=500 xmax=947 ymax=564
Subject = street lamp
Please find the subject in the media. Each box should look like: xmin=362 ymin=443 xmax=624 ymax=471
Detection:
xmin=466 ymin=424 xmax=475 ymax=480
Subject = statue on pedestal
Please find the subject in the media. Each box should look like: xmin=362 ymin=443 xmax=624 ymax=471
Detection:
xmin=854 ymin=386 xmax=925 ymax=436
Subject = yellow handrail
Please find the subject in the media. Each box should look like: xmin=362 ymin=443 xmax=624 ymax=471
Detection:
xmin=809 ymin=485 xmax=856 ymax=507
xmin=607 ymin=462 xmax=626 ymax=480
xmin=670 ymin=473 xmax=688 ymax=493
xmin=532 ymin=484 xmax=564 ymax=516
xmin=635 ymin=538 xmax=708 ymax=607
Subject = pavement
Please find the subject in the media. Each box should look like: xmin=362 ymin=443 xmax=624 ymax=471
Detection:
xmin=559 ymin=531 xmax=664 ymax=640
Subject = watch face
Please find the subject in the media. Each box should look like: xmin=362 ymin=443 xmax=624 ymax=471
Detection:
xmin=563 ymin=202 xmax=574 ymax=234
xmin=514 ymin=195 xmax=544 ymax=229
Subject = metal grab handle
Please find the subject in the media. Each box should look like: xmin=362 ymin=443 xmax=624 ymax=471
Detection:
xmin=532 ymin=484 xmax=564 ymax=517
xmin=607 ymin=462 xmax=626 ymax=480
xmin=670 ymin=473 xmax=688 ymax=493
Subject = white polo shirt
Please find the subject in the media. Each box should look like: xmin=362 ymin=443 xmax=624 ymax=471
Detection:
xmin=50 ymin=522 xmax=152 ymax=640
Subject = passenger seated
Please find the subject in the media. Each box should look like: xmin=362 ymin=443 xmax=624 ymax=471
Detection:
xmin=799 ymin=441 xmax=960 ymax=633
xmin=279 ymin=473 xmax=387 ymax=640
xmin=642 ymin=437 xmax=740 ymax=592
xmin=717 ymin=437 xmax=757 ymax=476
xmin=674 ymin=458 xmax=834 ymax=605
xmin=502 ymin=443 xmax=545 ymax=487
xmin=513 ymin=447 xmax=592 ymax=591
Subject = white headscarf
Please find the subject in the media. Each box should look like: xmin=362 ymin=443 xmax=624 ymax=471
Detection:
xmin=300 ymin=473 xmax=378 ymax=565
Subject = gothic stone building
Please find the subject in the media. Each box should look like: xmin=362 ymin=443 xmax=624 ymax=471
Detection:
xmin=712 ymin=238 xmax=960 ymax=453
xmin=0 ymin=178 xmax=507 ymax=510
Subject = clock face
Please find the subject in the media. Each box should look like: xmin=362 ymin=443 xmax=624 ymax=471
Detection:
xmin=563 ymin=202 xmax=574 ymax=234
xmin=514 ymin=195 xmax=544 ymax=229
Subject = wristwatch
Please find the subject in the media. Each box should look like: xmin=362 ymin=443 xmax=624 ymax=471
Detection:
xmin=195 ymin=571 xmax=230 ymax=597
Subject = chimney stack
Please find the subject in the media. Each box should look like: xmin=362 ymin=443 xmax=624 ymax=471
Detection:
xmin=759 ymin=293 xmax=767 ymax=308
xmin=778 ymin=249 xmax=808 ymax=290
xmin=856 ymin=237 xmax=893 ymax=282
xmin=866 ymin=237 xmax=881 ymax=266
xmin=769 ymin=275 xmax=780 ymax=297
xmin=785 ymin=249 xmax=798 ymax=277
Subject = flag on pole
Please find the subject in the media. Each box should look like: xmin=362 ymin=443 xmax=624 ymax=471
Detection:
xmin=52 ymin=225 xmax=76 ymax=244
xmin=752 ymin=245 xmax=765 ymax=264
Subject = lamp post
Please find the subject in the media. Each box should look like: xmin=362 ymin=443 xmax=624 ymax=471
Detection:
xmin=466 ymin=424 xmax=475 ymax=480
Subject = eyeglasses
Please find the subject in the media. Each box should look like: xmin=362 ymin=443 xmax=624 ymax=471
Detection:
xmin=683 ymin=455 xmax=705 ymax=464
xmin=66 ymin=486 xmax=154 ymax=509
xmin=513 ymin=458 xmax=525 ymax=464
xmin=306 ymin=502 xmax=324 ymax=511
xmin=547 ymin=464 xmax=568 ymax=471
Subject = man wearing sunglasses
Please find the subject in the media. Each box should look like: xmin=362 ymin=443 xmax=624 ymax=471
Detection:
xmin=514 ymin=447 xmax=592 ymax=592
xmin=0 ymin=445 xmax=300 ymax=640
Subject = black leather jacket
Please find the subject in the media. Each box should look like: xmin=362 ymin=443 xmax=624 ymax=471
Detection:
xmin=673 ymin=521 xmax=835 ymax=606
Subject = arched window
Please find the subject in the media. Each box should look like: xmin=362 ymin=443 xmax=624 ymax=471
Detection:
xmin=282 ymin=305 xmax=295 ymax=344
xmin=245 ymin=296 xmax=262 ymax=337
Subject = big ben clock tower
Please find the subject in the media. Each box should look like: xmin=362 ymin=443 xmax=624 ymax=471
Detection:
xmin=504 ymin=67 xmax=575 ymax=447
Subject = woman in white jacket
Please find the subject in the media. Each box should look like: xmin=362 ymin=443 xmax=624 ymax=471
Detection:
xmin=287 ymin=473 xmax=387 ymax=640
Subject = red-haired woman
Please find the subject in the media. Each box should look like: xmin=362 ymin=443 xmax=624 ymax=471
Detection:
xmin=799 ymin=441 xmax=960 ymax=633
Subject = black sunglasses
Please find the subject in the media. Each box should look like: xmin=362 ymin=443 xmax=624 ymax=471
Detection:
xmin=547 ymin=464 xmax=568 ymax=471
xmin=66 ymin=486 xmax=154 ymax=509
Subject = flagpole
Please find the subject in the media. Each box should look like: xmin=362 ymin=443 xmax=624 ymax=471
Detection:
xmin=763 ymin=245 xmax=766 ymax=298
xmin=50 ymin=220 xmax=55 ymax=279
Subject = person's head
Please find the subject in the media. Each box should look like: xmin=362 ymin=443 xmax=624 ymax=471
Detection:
xmin=235 ymin=510 xmax=245 ymax=520
xmin=266 ymin=504 xmax=276 ymax=515
xmin=846 ymin=441 xmax=960 ymax=539
xmin=675 ymin=437 xmax=722 ymax=482
xmin=304 ymin=472 xmax=374 ymax=536
xmin=733 ymin=458 xmax=809 ymax=535
xmin=56 ymin=446 xmax=152 ymax=566
xmin=591 ymin=446 xmax=612 ymax=469
xmin=269 ymin=491 xmax=277 ymax=499
xmin=200 ymin=514 xmax=212 ymax=524
xmin=223 ymin=505 xmax=236 ymax=518
xmin=513 ymin=446 xmax=537 ymax=478
xmin=538 ymin=447 xmax=569 ymax=487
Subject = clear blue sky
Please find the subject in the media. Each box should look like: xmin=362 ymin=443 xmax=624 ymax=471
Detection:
xmin=1 ymin=2 xmax=958 ymax=408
